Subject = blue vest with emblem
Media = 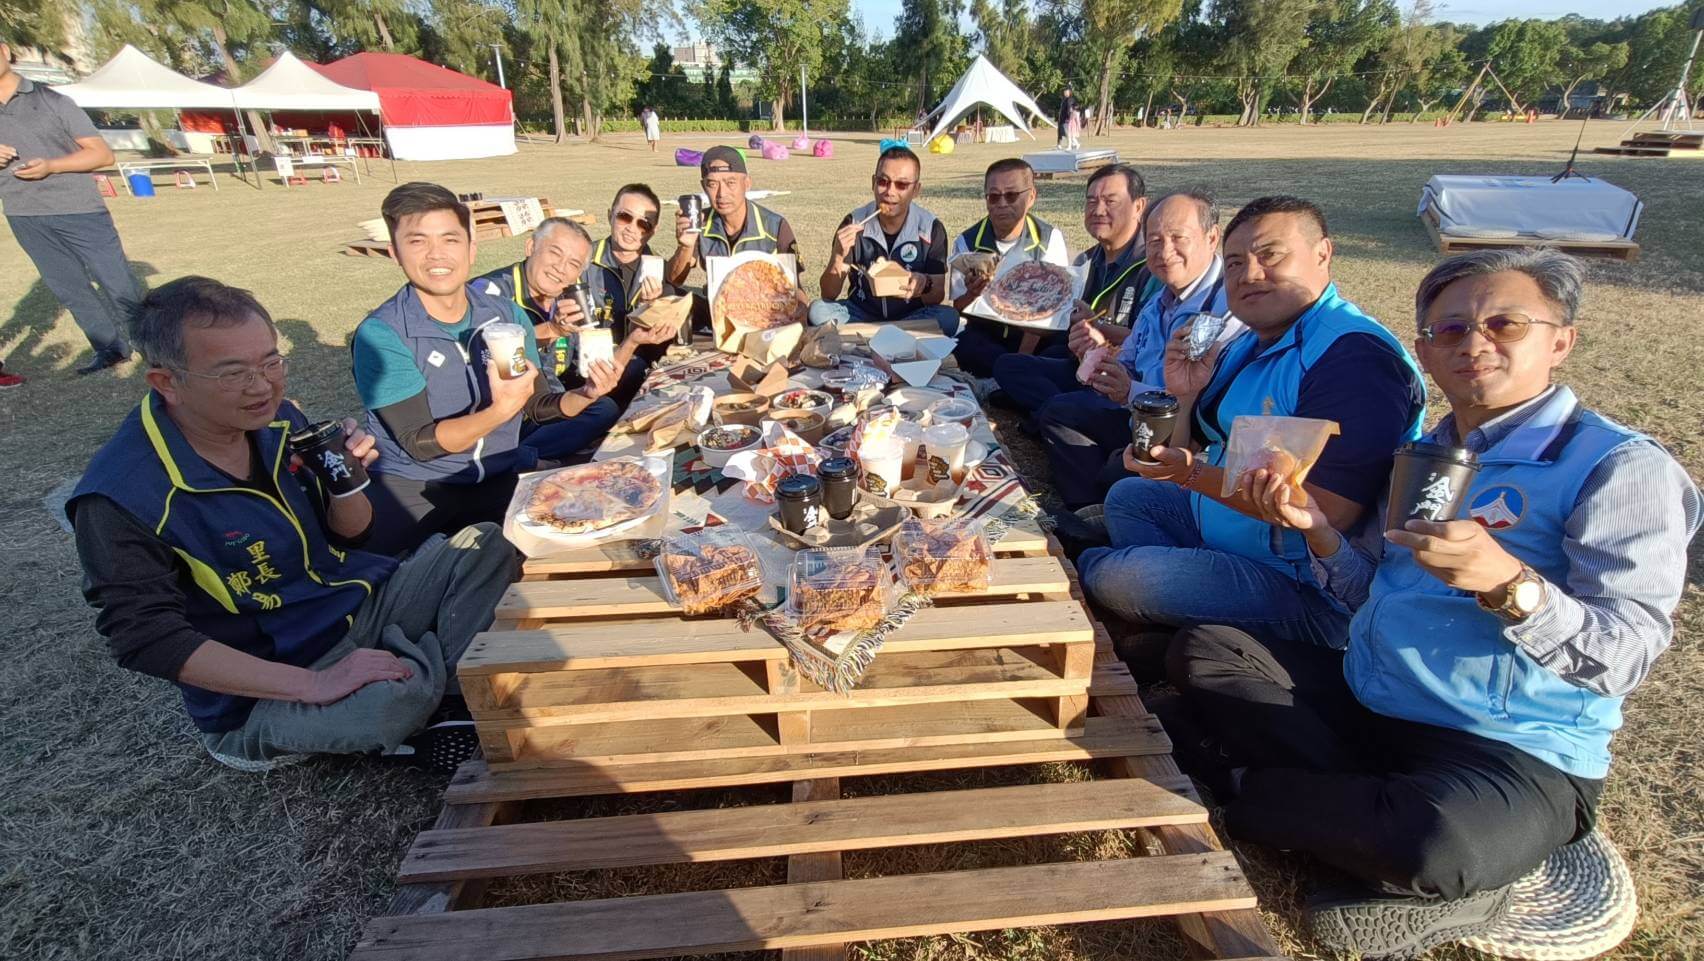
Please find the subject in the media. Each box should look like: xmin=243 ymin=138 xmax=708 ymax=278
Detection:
xmin=1076 ymin=240 xmax=1161 ymax=330
xmin=958 ymin=214 xmax=1056 ymax=258
xmin=1345 ymin=388 xmax=1645 ymax=779
xmin=68 ymin=394 xmax=398 ymax=733
xmin=697 ymin=202 xmax=788 ymax=260
xmin=357 ymin=283 xmax=535 ymax=484
xmin=1193 ymin=284 xmax=1424 ymax=600
xmin=1121 ymin=261 xmax=1227 ymax=387
xmin=845 ymin=201 xmax=944 ymax=319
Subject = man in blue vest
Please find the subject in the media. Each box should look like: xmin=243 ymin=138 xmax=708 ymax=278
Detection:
xmin=1075 ymin=196 xmax=1426 ymax=661
xmin=819 ymin=145 xmax=956 ymax=333
xmin=1005 ymin=190 xmax=1242 ymax=509
xmin=948 ymin=158 xmax=1071 ymax=376
xmin=353 ymin=182 xmax=623 ymax=557
xmin=69 ymin=277 xmax=518 ymax=773
xmin=1160 ymin=249 xmax=1701 ymax=958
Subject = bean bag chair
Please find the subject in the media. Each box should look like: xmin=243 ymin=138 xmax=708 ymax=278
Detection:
xmin=674 ymin=148 xmax=702 ymax=167
xmin=813 ymin=139 xmax=834 ymax=159
xmin=747 ymin=134 xmax=765 ymax=150
xmin=792 ymin=135 xmax=811 ymax=151
xmin=928 ymin=134 xmax=955 ymax=155
xmin=760 ymin=141 xmax=790 ymax=161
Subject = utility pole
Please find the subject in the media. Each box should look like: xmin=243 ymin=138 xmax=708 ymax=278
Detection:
xmin=800 ymin=64 xmax=809 ymax=136
xmin=492 ymin=44 xmax=506 ymax=88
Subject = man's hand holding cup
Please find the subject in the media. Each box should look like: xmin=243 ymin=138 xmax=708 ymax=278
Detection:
xmin=1121 ymin=443 xmax=1193 ymax=484
xmin=487 ymin=356 xmax=539 ymax=416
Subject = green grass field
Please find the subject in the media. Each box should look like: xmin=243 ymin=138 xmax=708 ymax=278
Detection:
xmin=1 ymin=120 xmax=1698 ymax=960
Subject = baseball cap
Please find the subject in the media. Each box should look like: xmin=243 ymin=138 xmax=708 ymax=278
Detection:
xmin=700 ymin=145 xmax=747 ymax=176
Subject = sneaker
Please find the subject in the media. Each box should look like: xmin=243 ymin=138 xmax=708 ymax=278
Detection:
xmin=1307 ymin=883 xmax=1515 ymax=960
xmin=1048 ymin=507 xmax=1111 ymax=560
xmin=384 ymin=719 xmax=480 ymax=774
xmin=0 ymin=365 xmax=22 ymax=389
xmin=75 ymin=350 xmax=131 ymax=376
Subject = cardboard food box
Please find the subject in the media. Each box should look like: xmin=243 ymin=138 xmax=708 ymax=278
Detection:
xmin=707 ymin=251 xmax=805 ymax=364
xmin=866 ymin=257 xmax=915 ymax=299
xmin=868 ymin=325 xmax=956 ymax=387
xmin=631 ymin=293 xmax=692 ymax=331
xmin=726 ymin=358 xmax=791 ymax=397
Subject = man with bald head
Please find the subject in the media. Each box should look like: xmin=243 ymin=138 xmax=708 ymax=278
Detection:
xmin=1075 ymin=196 xmax=1426 ymax=668
xmin=1002 ymin=190 xmax=1242 ymax=509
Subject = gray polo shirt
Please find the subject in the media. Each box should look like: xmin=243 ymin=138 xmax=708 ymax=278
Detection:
xmin=0 ymin=77 xmax=106 ymax=217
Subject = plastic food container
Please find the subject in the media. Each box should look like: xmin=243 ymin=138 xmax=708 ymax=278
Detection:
xmin=1220 ymin=415 xmax=1341 ymax=500
xmin=892 ymin=516 xmax=992 ymax=595
xmin=788 ymin=546 xmax=895 ymax=634
xmin=654 ymin=529 xmax=765 ymax=615
xmin=925 ymin=397 xmax=979 ymax=429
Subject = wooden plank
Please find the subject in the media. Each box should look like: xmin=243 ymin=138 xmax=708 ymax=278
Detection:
xmin=1421 ymin=206 xmax=1639 ymax=262
xmin=460 ymin=600 xmax=1093 ymax=676
xmin=782 ymin=778 xmax=845 ymax=961
xmin=385 ymin=800 xmax=513 ymax=916
xmin=495 ymin=555 xmax=1071 ymax=621
xmin=477 ymin=647 xmax=1094 ymax=726
xmin=399 ymin=777 xmax=1204 ymax=883
xmin=445 ymin=713 xmax=1168 ymax=802
xmin=352 ymin=852 xmax=1256 ymax=961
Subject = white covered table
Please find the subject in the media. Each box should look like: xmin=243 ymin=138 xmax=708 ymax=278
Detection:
xmin=1417 ymin=175 xmax=1642 ymax=240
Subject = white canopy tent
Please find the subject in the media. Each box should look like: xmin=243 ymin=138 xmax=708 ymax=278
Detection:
xmin=922 ymin=55 xmax=1054 ymax=144
xmin=57 ymin=44 xmax=239 ymax=111
xmin=231 ymin=51 xmax=382 ymax=113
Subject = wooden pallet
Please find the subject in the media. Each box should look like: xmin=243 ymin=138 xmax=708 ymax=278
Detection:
xmin=1420 ymin=207 xmax=1639 ymax=262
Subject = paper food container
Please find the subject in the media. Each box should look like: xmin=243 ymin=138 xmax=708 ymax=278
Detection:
xmin=962 ymin=253 xmax=1087 ymax=332
xmin=866 ymin=257 xmax=914 ymax=299
xmin=576 ymin=327 xmax=615 ymax=378
xmin=631 ymin=293 xmax=691 ymax=331
xmin=640 ymin=254 xmax=664 ymax=288
xmin=868 ymin=325 xmax=956 ymax=387
xmin=726 ymin=357 xmax=791 ymax=397
xmin=707 ymin=251 xmax=805 ymax=363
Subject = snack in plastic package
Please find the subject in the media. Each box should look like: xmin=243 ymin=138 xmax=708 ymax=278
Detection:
xmin=1183 ymin=312 xmax=1231 ymax=361
xmin=656 ymin=529 xmax=765 ymax=615
xmin=1220 ymin=415 xmax=1341 ymax=501
xmin=893 ymin=516 xmax=991 ymax=595
xmin=789 ymin=546 xmax=894 ymax=634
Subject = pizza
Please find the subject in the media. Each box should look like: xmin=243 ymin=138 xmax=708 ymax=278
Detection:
xmin=985 ymin=261 xmax=1072 ymax=323
xmin=523 ymin=459 xmax=663 ymax=534
xmin=714 ymin=260 xmax=801 ymax=330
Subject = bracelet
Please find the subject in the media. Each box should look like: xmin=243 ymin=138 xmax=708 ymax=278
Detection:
xmin=1179 ymin=457 xmax=1206 ymax=491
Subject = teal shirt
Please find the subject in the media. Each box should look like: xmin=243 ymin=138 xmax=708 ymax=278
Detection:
xmin=352 ymin=302 xmax=539 ymax=410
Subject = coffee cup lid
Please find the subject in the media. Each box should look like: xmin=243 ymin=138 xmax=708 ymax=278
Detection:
xmin=1395 ymin=441 xmax=1479 ymax=466
xmin=289 ymin=420 xmax=340 ymax=445
xmin=776 ymin=473 xmax=822 ymax=499
xmin=819 ymin=456 xmax=858 ymax=478
xmin=1130 ymin=390 xmax=1179 ymax=414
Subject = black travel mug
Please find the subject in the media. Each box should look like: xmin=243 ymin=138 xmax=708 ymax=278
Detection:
xmin=289 ymin=420 xmax=370 ymax=498
xmin=1128 ymin=391 xmax=1180 ymax=466
xmin=1385 ymin=442 xmax=1480 ymax=532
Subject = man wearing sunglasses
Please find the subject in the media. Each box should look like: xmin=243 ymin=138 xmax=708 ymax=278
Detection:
xmin=68 ymin=276 xmax=518 ymax=774
xmin=1072 ymin=195 xmax=1425 ymax=666
xmin=820 ymin=145 xmax=955 ymax=332
xmin=948 ymin=158 xmax=1070 ymax=376
xmin=1158 ymin=249 xmax=1700 ymax=959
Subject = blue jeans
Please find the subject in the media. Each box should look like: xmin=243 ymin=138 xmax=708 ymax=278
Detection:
xmin=1077 ymin=477 xmax=1351 ymax=649
xmin=843 ymin=300 xmax=961 ymax=335
xmin=1037 ymin=388 xmax=1135 ymax=509
xmin=522 ymin=397 xmax=622 ymax=466
xmin=991 ymin=346 xmax=1077 ymax=412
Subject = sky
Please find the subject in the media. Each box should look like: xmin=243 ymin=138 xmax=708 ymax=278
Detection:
xmin=845 ymin=0 xmax=1677 ymax=39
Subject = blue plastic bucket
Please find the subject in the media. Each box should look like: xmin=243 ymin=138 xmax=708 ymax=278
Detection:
xmin=127 ymin=173 xmax=156 ymax=197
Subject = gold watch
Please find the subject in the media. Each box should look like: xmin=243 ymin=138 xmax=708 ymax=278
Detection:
xmin=1478 ymin=562 xmax=1546 ymax=622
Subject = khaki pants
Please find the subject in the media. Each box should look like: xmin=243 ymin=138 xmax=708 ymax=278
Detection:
xmin=199 ymin=524 xmax=517 ymax=766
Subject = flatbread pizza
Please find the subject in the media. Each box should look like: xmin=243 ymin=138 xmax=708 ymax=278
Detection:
xmin=985 ymin=261 xmax=1072 ymax=323
xmin=523 ymin=459 xmax=663 ymax=534
xmin=713 ymin=260 xmax=802 ymax=330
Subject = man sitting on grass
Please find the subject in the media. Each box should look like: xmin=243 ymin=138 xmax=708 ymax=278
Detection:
xmin=819 ymin=145 xmax=956 ymax=333
xmin=355 ymin=182 xmax=625 ymax=557
xmin=1159 ymin=249 xmax=1701 ymax=958
xmin=68 ymin=277 xmax=517 ymax=773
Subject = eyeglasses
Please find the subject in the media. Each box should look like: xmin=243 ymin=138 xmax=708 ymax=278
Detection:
xmin=875 ymin=176 xmax=916 ymax=191
xmin=985 ymin=189 xmax=1029 ymax=205
xmin=1421 ymin=313 xmax=1563 ymax=348
xmin=174 ymin=356 xmax=288 ymax=391
xmin=614 ymin=209 xmax=657 ymax=231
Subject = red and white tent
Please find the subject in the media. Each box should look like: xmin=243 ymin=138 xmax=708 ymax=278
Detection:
xmin=311 ymin=53 xmax=514 ymax=161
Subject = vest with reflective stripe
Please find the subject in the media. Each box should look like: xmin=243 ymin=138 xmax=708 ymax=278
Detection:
xmin=957 ymin=214 xmax=1056 ymax=258
xmin=845 ymin=201 xmax=943 ymax=319
xmin=697 ymin=202 xmax=787 ymax=260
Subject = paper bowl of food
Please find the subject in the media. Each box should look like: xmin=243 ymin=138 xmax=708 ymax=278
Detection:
xmin=696 ymin=423 xmax=763 ymax=468
xmin=764 ymin=410 xmax=826 ymax=445
xmin=713 ymin=393 xmax=770 ymax=427
xmin=772 ymin=387 xmax=834 ymax=419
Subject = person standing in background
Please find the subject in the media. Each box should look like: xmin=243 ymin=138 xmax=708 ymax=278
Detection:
xmin=1055 ymin=86 xmax=1078 ymax=149
xmin=641 ymin=106 xmax=661 ymax=154
xmin=0 ymin=38 xmax=143 ymax=376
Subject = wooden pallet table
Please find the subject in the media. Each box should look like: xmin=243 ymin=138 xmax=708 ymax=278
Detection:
xmin=1420 ymin=207 xmax=1640 ymax=262
xmin=348 ymin=336 xmax=1282 ymax=961
xmin=1593 ymin=131 xmax=1704 ymax=158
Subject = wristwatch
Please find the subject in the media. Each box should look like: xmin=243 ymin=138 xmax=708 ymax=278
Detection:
xmin=1478 ymin=562 xmax=1546 ymax=622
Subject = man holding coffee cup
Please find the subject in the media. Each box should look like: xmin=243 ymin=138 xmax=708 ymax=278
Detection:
xmin=1072 ymin=196 xmax=1426 ymax=663
xmin=1158 ymin=249 xmax=1700 ymax=958
xmin=354 ymin=182 xmax=626 ymax=556
xmin=68 ymin=277 xmax=518 ymax=773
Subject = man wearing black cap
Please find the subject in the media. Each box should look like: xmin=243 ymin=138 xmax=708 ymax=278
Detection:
xmin=665 ymin=145 xmax=800 ymax=289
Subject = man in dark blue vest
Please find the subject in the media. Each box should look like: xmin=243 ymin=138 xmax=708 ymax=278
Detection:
xmin=1075 ymin=196 xmax=1427 ymax=665
xmin=948 ymin=158 xmax=1071 ymax=376
xmin=1160 ymin=250 xmax=1701 ymax=958
xmin=354 ymin=183 xmax=623 ymax=557
xmin=819 ymin=145 xmax=955 ymax=333
xmin=68 ymin=277 xmax=517 ymax=773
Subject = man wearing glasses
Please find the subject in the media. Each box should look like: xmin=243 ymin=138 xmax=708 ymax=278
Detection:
xmin=68 ymin=276 xmax=517 ymax=773
xmin=583 ymin=184 xmax=672 ymax=405
xmin=819 ymin=145 xmax=955 ymax=332
xmin=949 ymin=158 xmax=1070 ymax=376
xmin=1074 ymin=196 xmax=1426 ymax=666
xmin=1157 ymin=249 xmax=1700 ymax=959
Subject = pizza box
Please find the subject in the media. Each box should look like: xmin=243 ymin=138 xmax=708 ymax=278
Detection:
xmin=707 ymin=250 xmax=806 ymax=364
xmin=866 ymin=257 xmax=914 ymax=299
xmin=868 ymin=325 xmax=956 ymax=387
xmin=962 ymin=250 xmax=1087 ymax=332
xmin=502 ymin=454 xmax=673 ymax=558
xmin=727 ymin=357 xmax=791 ymax=397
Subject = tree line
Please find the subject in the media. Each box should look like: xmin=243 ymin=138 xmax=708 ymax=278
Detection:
xmin=9 ymin=0 xmax=1702 ymax=137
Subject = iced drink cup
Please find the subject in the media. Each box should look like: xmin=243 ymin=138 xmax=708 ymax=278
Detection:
xmin=482 ymin=322 xmax=530 ymax=380
xmin=922 ymin=423 xmax=970 ymax=483
xmin=859 ymin=437 xmax=904 ymax=496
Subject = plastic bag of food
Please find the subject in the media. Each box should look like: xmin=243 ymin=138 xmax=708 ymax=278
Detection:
xmin=789 ymin=546 xmax=895 ymax=634
xmin=1220 ymin=415 xmax=1340 ymax=501
xmin=655 ymin=529 xmax=765 ymax=615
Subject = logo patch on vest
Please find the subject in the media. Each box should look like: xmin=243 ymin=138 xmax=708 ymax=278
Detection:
xmin=427 ymin=350 xmax=446 ymax=368
xmin=1468 ymin=485 xmax=1526 ymax=530
xmin=895 ymin=240 xmax=922 ymax=265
